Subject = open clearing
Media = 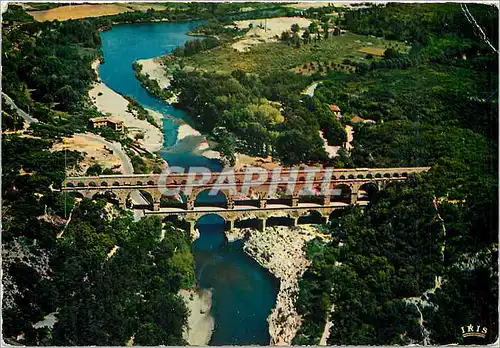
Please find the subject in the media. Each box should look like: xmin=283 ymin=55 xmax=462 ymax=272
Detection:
xmin=28 ymin=4 xmax=133 ymax=21
xmin=229 ymin=17 xmax=312 ymax=52
xmin=358 ymin=46 xmax=386 ymax=56
xmin=51 ymin=134 xmax=126 ymax=175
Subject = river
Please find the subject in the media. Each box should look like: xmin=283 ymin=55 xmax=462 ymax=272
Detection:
xmin=99 ymin=21 xmax=278 ymax=345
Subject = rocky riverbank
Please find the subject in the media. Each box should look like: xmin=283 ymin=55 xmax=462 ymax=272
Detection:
xmin=226 ymin=225 xmax=331 ymax=345
xmin=179 ymin=288 xmax=214 ymax=345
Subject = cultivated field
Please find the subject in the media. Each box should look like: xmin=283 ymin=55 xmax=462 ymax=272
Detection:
xmin=358 ymin=46 xmax=386 ymax=56
xmin=183 ymin=32 xmax=409 ymax=74
xmin=28 ymin=4 xmax=133 ymax=21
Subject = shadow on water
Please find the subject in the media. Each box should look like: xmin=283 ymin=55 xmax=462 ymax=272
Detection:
xmin=193 ymin=214 xmax=279 ymax=345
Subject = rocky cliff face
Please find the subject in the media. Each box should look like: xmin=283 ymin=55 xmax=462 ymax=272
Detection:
xmin=227 ymin=225 xmax=331 ymax=345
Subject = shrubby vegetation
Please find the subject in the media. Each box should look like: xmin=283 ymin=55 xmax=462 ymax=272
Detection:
xmin=132 ymin=62 xmax=173 ymax=100
xmin=172 ymin=37 xmax=221 ymax=57
xmin=292 ymin=3 xmax=498 ymax=345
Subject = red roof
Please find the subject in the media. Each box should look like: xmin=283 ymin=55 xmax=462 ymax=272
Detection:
xmin=330 ymin=104 xmax=341 ymax=112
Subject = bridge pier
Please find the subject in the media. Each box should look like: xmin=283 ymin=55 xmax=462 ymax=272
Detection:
xmin=324 ymin=215 xmax=330 ymax=224
xmin=350 ymin=191 xmax=358 ymax=205
xmin=322 ymin=196 xmax=331 ymax=206
xmin=293 ymin=217 xmax=298 ymax=227
xmin=188 ymin=220 xmax=196 ymax=238
xmin=291 ymin=197 xmax=299 ymax=207
xmin=259 ymin=199 xmax=267 ymax=209
xmin=226 ymin=219 xmax=235 ymax=231
xmin=259 ymin=218 xmax=267 ymax=232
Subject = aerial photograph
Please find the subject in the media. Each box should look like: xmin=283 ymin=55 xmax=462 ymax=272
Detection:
xmin=1 ymin=0 xmax=498 ymax=346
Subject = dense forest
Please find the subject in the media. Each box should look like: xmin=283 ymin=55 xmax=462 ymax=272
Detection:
xmin=291 ymin=3 xmax=498 ymax=345
xmin=2 ymin=132 xmax=195 ymax=345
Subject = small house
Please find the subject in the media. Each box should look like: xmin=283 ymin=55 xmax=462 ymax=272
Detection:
xmin=88 ymin=117 xmax=124 ymax=132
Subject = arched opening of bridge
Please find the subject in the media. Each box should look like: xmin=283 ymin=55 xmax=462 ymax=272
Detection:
xmin=194 ymin=214 xmax=226 ymax=250
xmin=70 ymin=192 xmax=84 ymax=200
xmin=358 ymin=182 xmax=378 ymax=202
xmin=163 ymin=215 xmax=190 ymax=232
xmin=267 ymin=215 xmax=296 ymax=228
xmin=329 ymin=209 xmax=344 ymax=224
xmin=161 ymin=192 xmax=187 ymax=209
xmin=297 ymin=210 xmax=325 ymax=225
xmin=92 ymin=191 xmax=121 ymax=206
xmin=137 ymin=190 xmax=154 ymax=209
xmin=331 ymin=184 xmax=351 ymax=204
xmin=194 ymin=189 xmax=227 ymax=209
xmin=234 ymin=217 xmax=262 ymax=230
xmin=298 ymin=184 xmax=323 ymax=206
xmin=233 ymin=193 xmax=260 ymax=208
xmin=267 ymin=184 xmax=293 ymax=206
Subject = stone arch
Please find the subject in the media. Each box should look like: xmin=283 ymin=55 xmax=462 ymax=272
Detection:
xmin=147 ymin=180 xmax=155 ymax=186
xmin=89 ymin=181 xmax=97 ymax=187
xmin=161 ymin=191 xmax=187 ymax=209
xmin=339 ymin=175 xmax=346 ymax=180
xmin=138 ymin=190 xmax=154 ymax=207
xmin=267 ymin=183 xmax=294 ymax=206
xmin=297 ymin=210 xmax=325 ymax=225
xmin=234 ymin=218 xmax=261 ymax=230
xmin=66 ymin=182 xmax=75 ymax=187
xmin=233 ymin=193 xmax=261 ymax=208
xmin=162 ymin=215 xmax=190 ymax=231
xmin=328 ymin=209 xmax=344 ymax=222
xmin=375 ymin=173 xmax=382 ymax=178
xmin=357 ymin=174 xmax=364 ymax=179
xmin=101 ymin=181 xmax=108 ymax=186
xmin=136 ymin=181 xmax=143 ymax=186
xmin=348 ymin=174 xmax=355 ymax=179
xmin=366 ymin=174 xmax=373 ymax=179
xmin=193 ymin=189 xmax=228 ymax=208
xmin=194 ymin=213 xmax=226 ymax=231
xmin=401 ymin=172 xmax=408 ymax=178
xmin=70 ymin=191 xmax=85 ymax=200
xmin=331 ymin=183 xmax=351 ymax=203
xmin=112 ymin=181 xmax=120 ymax=186
xmin=298 ymin=184 xmax=323 ymax=205
xmin=393 ymin=173 xmax=400 ymax=178
xmin=383 ymin=173 xmax=391 ymax=178
xmin=267 ymin=215 xmax=296 ymax=228
xmin=358 ymin=182 xmax=378 ymax=202
xmin=77 ymin=182 xmax=85 ymax=187
xmin=91 ymin=190 xmax=118 ymax=203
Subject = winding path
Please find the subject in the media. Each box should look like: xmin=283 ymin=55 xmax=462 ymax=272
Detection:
xmin=78 ymin=133 xmax=134 ymax=174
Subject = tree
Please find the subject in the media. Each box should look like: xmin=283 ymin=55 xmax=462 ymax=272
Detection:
xmin=383 ymin=47 xmax=400 ymax=59
xmin=280 ymin=30 xmax=291 ymax=41
xmin=302 ymin=29 xmax=311 ymax=43
xmin=86 ymin=163 xmax=103 ymax=176
xmin=291 ymin=23 xmax=300 ymax=33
